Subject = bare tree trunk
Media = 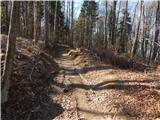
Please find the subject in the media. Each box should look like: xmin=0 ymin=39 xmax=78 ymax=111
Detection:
xmin=44 ymin=1 xmax=49 ymax=48
xmin=53 ymin=1 xmax=57 ymax=44
xmin=131 ymin=0 xmax=143 ymax=58
xmin=152 ymin=1 xmax=160 ymax=61
xmin=119 ymin=0 xmax=128 ymax=53
xmin=34 ymin=1 xmax=37 ymax=42
xmin=71 ymin=1 xmax=74 ymax=48
xmin=66 ymin=1 xmax=69 ymax=44
xmin=104 ymin=1 xmax=108 ymax=48
xmin=68 ymin=1 xmax=71 ymax=45
xmin=88 ymin=3 xmax=92 ymax=49
xmin=24 ymin=1 xmax=29 ymax=37
xmin=37 ymin=2 xmax=41 ymax=40
xmin=1 ymin=1 xmax=19 ymax=103
xmin=141 ymin=2 xmax=146 ymax=60
xmin=111 ymin=1 xmax=117 ymax=46
xmin=5 ymin=1 xmax=9 ymax=34
xmin=129 ymin=2 xmax=138 ymax=54
xmin=115 ymin=1 xmax=121 ymax=48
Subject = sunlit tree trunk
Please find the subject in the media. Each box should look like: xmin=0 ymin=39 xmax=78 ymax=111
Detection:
xmin=129 ymin=2 xmax=138 ymax=53
xmin=131 ymin=0 xmax=143 ymax=58
xmin=1 ymin=1 xmax=20 ymax=103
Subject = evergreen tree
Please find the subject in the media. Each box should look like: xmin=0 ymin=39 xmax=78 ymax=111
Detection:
xmin=76 ymin=1 xmax=97 ymax=49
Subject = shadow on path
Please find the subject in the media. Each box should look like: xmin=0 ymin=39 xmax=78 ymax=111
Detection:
xmin=50 ymin=79 xmax=160 ymax=92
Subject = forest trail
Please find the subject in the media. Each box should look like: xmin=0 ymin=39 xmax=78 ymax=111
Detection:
xmin=52 ymin=49 xmax=136 ymax=120
xmin=1 ymin=38 xmax=159 ymax=120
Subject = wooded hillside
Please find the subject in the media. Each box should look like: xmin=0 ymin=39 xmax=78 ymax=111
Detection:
xmin=1 ymin=1 xmax=160 ymax=120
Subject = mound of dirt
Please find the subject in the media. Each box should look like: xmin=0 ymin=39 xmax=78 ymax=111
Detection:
xmin=1 ymin=36 xmax=61 ymax=120
xmin=66 ymin=48 xmax=100 ymax=67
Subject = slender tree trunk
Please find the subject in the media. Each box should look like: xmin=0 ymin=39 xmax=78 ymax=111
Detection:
xmin=129 ymin=2 xmax=138 ymax=53
xmin=68 ymin=1 xmax=71 ymax=45
xmin=34 ymin=1 xmax=38 ymax=42
xmin=111 ymin=1 xmax=117 ymax=46
xmin=37 ymin=2 xmax=41 ymax=40
xmin=17 ymin=1 xmax=21 ymax=36
xmin=148 ymin=30 xmax=154 ymax=64
xmin=104 ymin=1 xmax=108 ymax=48
xmin=71 ymin=1 xmax=74 ymax=48
xmin=115 ymin=1 xmax=121 ymax=49
xmin=53 ymin=1 xmax=57 ymax=44
xmin=152 ymin=1 xmax=160 ymax=61
xmin=24 ymin=1 xmax=29 ymax=37
xmin=5 ymin=1 xmax=9 ymax=34
xmin=119 ymin=0 xmax=128 ymax=53
xmin=131 ymin=0 xmax=143 ymax=58
xmin=66 ymin=2 xmax=70 ymax=45
xmin=142 ymin=2 xmax=146 ymax=59
xmin=44 ymin=1 xmax=49 ymax=48
xmin=1 ymin=1 xmax=20 ymax=103
xmin=88 ymin=3 xmax=92 ymax=49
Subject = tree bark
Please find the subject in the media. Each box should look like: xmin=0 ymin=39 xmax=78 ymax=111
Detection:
xmin=71 ymin=1 xmax=74 ymax=48
xmin=68 ymin=1 xmax=71 ymax=45
xmin=104 ymin=1 xmax=108 ymax=48
xmin=131 ymin=0 xmax=143 ymax=58
xmin=1 ymin=1 xmax=20 ymax=103
xmin=111 ymin=1 xmax=117 ymax=46
xmin=44 ymin=1 xmax=49 ymax=48
xmin=119 ymin=0 xmax=128 ymax=53
xmin=152 ymin=1 xmax=160 ymax=60
xmin=34 ymin=1 xmax=38 ymax=42
xmin=53 ymin=1 xmax=57 ymax=44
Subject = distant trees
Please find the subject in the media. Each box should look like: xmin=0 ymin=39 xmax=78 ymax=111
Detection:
xmin=1 ymin=0 xmax=160 ymax=68
xmin=1 ymin=1 xmax=11 ymax=34
xmin=76 ymin=1 xmax=97 ymax=49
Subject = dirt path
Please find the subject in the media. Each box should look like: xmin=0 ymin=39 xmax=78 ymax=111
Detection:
xmin=53 ymin=51 xmax=135 ymax=120
xmin=54 ymin=53 xmax=94 ymax=119
xmin=49 ymin=48 xmax=160 ymax=120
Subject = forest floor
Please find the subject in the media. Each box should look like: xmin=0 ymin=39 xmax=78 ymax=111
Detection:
xmin=51 ymin=47 xmax=160 ymax=120
xmin=1 ymin=35 xmax=160 ymax=120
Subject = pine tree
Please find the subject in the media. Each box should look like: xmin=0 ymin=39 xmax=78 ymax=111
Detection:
xmin=76 ymin=1 xmax=97 ymax=49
